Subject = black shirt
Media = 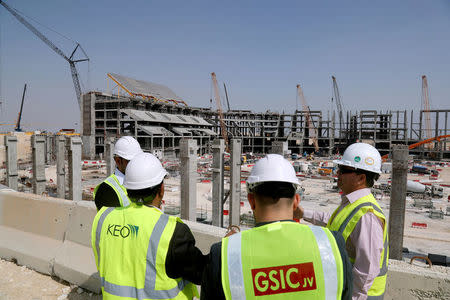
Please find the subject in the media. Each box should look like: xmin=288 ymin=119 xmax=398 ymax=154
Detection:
xmin=200 ymin=221 xmax=353 ymax=300
xmin=166 ymin=221 xmax=208 ymax=284
xmin=94 ymin=182 xmax=121 ymax=210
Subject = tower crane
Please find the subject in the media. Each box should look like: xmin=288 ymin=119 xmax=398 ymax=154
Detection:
xmin=297 ymin=84 xmax=319 ymax=152
xmin=0 ymin=0 xmax=89 ymax=110
xmin=331 ymin=76 xmax=345 ymax=140
xmin=211 ymin=72 xmax=230 ymax=152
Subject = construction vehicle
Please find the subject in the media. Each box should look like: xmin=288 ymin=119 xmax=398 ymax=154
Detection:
xmin=211 ymin=72 xmax=230 ymax=152
xmin=297 ymin=84 xmax=319 ymax=152
xmin=0 ymin=0 xmax=89 ymax=110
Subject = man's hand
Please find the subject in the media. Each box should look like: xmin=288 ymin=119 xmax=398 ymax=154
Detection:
xmin=293 ymin=206 xmax=304 ymax=220
xmin=225 ymin=225 xmax=240 ymax=237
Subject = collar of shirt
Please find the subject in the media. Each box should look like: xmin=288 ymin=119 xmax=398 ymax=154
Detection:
xmin=114 ymin=168 xmax=125 ymax=185
xmin=255 ymin=219 xmax=296 ymax=227
xmin=341 ymin=188 xmax=372 ymax=204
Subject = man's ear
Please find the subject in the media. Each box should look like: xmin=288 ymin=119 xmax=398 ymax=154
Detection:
xmin=292 ymin=193 xmax=300 ymax=210
xmin=358 ymin=173 xmax=366 ymax=186
xmin=247 ymin=193 xmax=256 ymax=211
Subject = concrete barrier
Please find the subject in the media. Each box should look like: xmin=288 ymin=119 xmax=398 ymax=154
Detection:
xmin=0 ymin=189 xmax=449 ymax=298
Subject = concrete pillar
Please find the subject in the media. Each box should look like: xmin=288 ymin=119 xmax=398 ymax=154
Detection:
xmin=229 ymin=139 xmax=242 ymax=226
xmin=271 ymin=141 xmax=288 ymax=156
xmin=56 ymin=136 xmax=66 ymax=199
xmin=45 ymin=134 xmax=53 ymax=164
xmin=32 ymin=135 xmax=46 ymax=195
xmin=67 ymin=136 xmax=82 ymax=201
xmin=180 ymin=139 xmax=197 ymax=221
xmin=5 ymin=136 xmax=18 ymax=190
xmin=388 ymin=145 xmax=408 ymax=260
xmin=212 ymin=139 xmax=224 ymax=227
xmin=105 ymin=137 xmax=115 ymax=175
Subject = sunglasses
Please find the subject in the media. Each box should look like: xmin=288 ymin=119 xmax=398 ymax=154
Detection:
xmin=338 ymin=166 xmax=359 ymax=174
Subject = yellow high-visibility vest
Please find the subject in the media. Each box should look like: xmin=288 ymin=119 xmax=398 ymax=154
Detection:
xmin=221 ymin=222 xmax=344 ymax=299
xmin=327 ymin=193 xmax=388 ymax=299
xmin=93 ymin=174 xmax=130 ymax=207
xmin=91 ymin=203 xmax=198 ymax=299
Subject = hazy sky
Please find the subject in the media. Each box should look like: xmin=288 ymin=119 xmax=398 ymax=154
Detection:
xmin=1 ymin=0 xmax=449 ymax=132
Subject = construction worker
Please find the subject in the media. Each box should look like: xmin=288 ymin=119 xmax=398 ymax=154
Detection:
xmin=92 ymin=152 xmax=206 ymax=299
xmin=297 ymin=143 xmax=389 ymax=300
xmin=201 ymin=154 xmax=353 ymax=300
xmin=93 ymin=136 xmax=142 ymax=210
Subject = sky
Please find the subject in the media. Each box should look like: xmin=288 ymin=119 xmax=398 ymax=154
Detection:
xmin=0 ymin=0 xmax=449 ymax=132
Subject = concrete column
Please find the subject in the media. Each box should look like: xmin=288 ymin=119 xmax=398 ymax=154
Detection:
xmin=105 ymin=137 xmax=115 ymax=175
xmin=388 ymin=144 xmax=408 ymax=260
xmin=67 ymin=136 xmax=82 ymax=201
xmin=32 ymin=135 xmax=46 ymax=195
xmin=5 ymin=136 xmax=18 ymax=190
xmin=229 ymin=139 xmax=242 ymax=226
xmin=271 ymin=141 xmax=288 ymax=156
xmin=212 ymin=139 xmax=224 ymax=227
xmin=180 ymin=139 xmax=197 ymax=221
xmin=56 ymin=136 xmax=66 ymax=199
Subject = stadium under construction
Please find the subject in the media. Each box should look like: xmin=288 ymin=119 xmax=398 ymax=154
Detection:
xmin=81 ymin=73 xmax=450 ymax=160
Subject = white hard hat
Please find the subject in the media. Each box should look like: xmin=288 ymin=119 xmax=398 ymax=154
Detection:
xmin=333 ymin=143 xmax=381 ymax=174
xmin=114 ymin=136 xmax=143 ymax=160
xmin=246 ymin=154 xmax=300 ymax=192
xmin=123 ymin=153 xmax=168 ymax=190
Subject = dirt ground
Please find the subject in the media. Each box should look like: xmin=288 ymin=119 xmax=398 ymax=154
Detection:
xmin=0 ymin=259 xmax=101 ymax=300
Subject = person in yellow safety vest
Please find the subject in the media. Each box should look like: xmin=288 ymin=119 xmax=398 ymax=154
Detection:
xmin=94 ymin=136 xmax=143 ymax=210
xmin=297 ymin=143 xmax=389 ymax=300
xmin=92 ymin=152 xmax=206 ymax=299
xmin=201 ymin=154 xmax=353 ymax=300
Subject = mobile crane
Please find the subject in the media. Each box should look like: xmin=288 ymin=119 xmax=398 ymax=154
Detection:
xmin=0 ymin=0 xmax=89 ymax=110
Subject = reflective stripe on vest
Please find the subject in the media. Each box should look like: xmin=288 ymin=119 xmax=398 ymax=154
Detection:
xmin=327 ymin=195 xmax=388 ymax=298
xmin=94 ymin=209 xmax=189 ymax=299
xmin=309 ymin=225 xmax=338 ymax=300
xmin=105 ymin=175 xmax=130 ymax=207
xmin=225 ymin=224 xmax=342 ymax=300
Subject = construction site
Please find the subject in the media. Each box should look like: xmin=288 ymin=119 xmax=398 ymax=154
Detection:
xmin=0 ymin=1 xmax=450 ymax=299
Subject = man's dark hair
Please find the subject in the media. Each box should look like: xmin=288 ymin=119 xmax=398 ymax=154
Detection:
xmin=127 ymin=182 xmax=162 ymax=204
xmin=252 ymin=181 xmax=296 ymax=205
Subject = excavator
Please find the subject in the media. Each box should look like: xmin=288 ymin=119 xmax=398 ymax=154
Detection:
xmin=381 ymin=135 xmax=450 ymax=161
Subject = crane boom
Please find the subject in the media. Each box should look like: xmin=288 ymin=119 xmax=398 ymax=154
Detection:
xmin=297 ymin=84 xmax=318 ymax=151
xmin=331 ymin=76 xmax=344 ymax=137
xmin=421 ymin=75 xmax=432 ymax=142
xmin=0 ymin=0 xmax=89 ymax=109
xmin=211 ymin=73 xmax=230 ymax=152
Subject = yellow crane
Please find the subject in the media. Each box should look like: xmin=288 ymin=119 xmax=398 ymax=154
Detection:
xmin=211 ymin=72 xmax=230 ymax=152
xmin=297 ymin=84 xmax=319 ymax=152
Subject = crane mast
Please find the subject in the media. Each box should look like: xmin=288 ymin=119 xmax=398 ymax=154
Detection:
xmin=0 ymin=0 xmax=89 ymax=110
xmin=297 ymin=84 xmax=318 ymax=152
xmin=211 ymin=73 xmax=230 ymax=152
xmin=15 ymin=84 xmax=27 ymax=132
